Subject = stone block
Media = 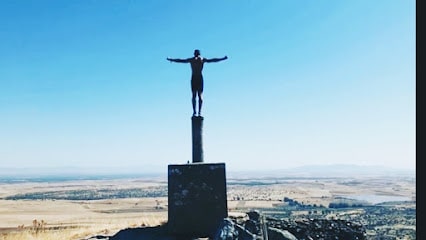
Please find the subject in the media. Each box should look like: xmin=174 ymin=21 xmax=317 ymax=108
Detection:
xmin=168 ymin=163 xmax=227 ymax=237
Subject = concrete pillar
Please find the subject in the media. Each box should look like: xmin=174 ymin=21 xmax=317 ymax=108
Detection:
xmin=191 ymin=116 xmax=204 ymax=163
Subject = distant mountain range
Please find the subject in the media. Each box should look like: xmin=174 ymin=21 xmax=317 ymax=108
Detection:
xmin=0 ymin=164 xmax=415 ymax=179
xmin=227 ymin=164 xmax=415 ymax=179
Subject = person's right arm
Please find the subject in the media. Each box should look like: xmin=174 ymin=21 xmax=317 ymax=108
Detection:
xmin=204 ymin=56 xmax=228 ymax=63
xmin=167 ymin=57 xmax=191 ymax=63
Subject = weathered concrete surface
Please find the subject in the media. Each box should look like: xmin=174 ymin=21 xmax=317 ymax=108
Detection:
xmin=191 ymin=116 xmax=204 ymax=163
xmin=168 ymin=163 xmax=228 ymax=238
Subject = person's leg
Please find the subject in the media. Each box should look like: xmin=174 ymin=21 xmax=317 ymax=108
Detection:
xmin=198 ymin=92 xmax=203 ymax=116
xmin=198 ymin=79 xmax=204 ymax=116
xmin=192 ymin=91 xmax=197 ymax=116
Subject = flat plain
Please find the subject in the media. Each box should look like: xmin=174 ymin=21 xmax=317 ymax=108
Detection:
xmin=0 ymin=173 xmax=416 ymax=240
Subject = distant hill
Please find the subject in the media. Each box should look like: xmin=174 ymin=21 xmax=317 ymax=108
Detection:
xmin=227 ymin=164 xmax=415 ymax=179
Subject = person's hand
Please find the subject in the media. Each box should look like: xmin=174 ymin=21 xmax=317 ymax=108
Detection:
xmin=224 ymin=56 xmax=228 ymax=60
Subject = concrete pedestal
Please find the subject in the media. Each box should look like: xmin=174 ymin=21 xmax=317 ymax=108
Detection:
xmin=168 ymin=163 xmax=227 ymax=237
xmin=191 ymin=116 xmax=204 ymax=163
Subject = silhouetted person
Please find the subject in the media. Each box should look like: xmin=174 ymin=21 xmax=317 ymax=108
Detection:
xmin=167 ymin=49 xmax=228 ymax=116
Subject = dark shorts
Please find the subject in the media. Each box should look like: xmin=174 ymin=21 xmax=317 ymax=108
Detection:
xmin=191 ymin=75 xmax=203 ymax=93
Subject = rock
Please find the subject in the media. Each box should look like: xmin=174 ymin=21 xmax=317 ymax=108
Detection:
xmin=244 ymin=219 xmax=260 ymax=235
xmin=213 ymin=218 xmax=237 ymax=240
xmin=109 ymin=225 xmax=175 ymax=240
xmin=234 ymin=223 xmax=258 ymax=240
xmin=247 ymin=210 xmax=261 ymax=222
xmin=267 ymin=227 xmax=298 ymax=240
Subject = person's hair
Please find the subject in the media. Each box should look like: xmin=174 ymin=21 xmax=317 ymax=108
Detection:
xmin=194 ymin=49 xmax=200 ymax=56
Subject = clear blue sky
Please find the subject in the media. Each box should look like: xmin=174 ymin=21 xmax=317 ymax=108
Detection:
xmin=0 ymin=1 xmax=416 ymax=173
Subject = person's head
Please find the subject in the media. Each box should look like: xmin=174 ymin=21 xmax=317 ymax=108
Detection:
xmin=194 ymin=49 xmax=200 ymax=57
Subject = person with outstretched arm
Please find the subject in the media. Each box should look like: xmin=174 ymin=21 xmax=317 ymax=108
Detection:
xmin=167 ymin=49 xmax=228 ymax=116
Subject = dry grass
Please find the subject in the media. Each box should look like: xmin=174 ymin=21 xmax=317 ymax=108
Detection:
xmin=0 ymin=213 xmax=167 ymax=240
xmin=0 ymin=196 xmax=168 ymax=240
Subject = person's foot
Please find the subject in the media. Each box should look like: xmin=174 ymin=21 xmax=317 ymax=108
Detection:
xmin=198 ymin=112 xmax=201 ymax=116
xmin=193 ymin=111 xmax=196 ymax=116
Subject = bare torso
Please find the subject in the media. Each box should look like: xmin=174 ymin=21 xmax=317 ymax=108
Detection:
xmin=190 ymin=57 xmax=204 ymax=77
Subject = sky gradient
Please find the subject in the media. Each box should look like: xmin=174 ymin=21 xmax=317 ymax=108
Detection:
xmin=0 ymin=1 xmax=416 ymax=173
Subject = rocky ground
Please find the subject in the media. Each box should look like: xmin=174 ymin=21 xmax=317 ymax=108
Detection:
xmin=85 ymin=210 xmax=366 ymax=240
